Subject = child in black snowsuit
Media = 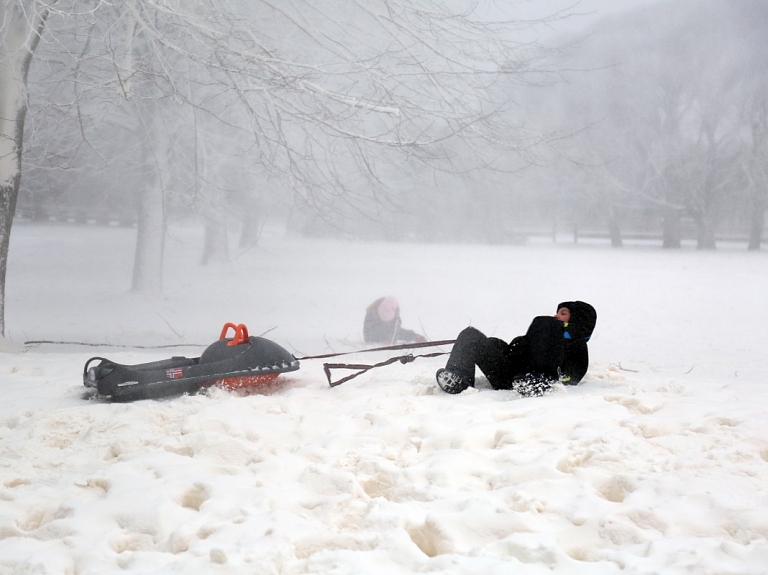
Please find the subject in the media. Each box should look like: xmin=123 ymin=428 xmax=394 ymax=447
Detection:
xmin=436 ymin=301 xmax=597 ymax=396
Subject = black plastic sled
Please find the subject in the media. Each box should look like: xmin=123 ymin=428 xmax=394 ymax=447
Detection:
xmin=83 ymin=323 xmax=300 ymax=402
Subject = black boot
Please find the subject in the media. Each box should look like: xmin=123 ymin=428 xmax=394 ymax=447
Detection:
xmin=436 ymin=368 xmax=472 ymax=394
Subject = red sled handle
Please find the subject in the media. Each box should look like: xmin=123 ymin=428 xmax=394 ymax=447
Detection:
xmin=219 ymin=323 xmax=250 ymax=346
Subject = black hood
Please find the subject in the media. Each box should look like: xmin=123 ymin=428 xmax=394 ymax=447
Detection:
xmin=557 ymin=301 xmax=597 ymax=342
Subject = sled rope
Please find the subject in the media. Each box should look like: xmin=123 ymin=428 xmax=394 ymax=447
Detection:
xmin=295 ymin=339 xmax=456 ymax=387
xmin=24 ymin=340 xmax=207 ymax=349
xmin=24 ymin=327 xmax=278 ymax=349
xmin=295 ymin=339 xmax=456 ymax=361
xmin=323 ymin=351 xmax=450 ymax=387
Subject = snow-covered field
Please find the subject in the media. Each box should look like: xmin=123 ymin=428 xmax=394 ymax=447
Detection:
xmin=2 ymin=222 xmax=768 ymax=574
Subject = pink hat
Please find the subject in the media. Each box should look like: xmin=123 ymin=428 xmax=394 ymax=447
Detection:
xmin=377 ymin=296 xmax=399 ymax=322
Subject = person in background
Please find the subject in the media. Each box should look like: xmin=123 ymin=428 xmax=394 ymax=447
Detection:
xmin=436 ymin=300 xmax=597 ymax=397
xmin=364 ymin=296 xmax=426 ymax=344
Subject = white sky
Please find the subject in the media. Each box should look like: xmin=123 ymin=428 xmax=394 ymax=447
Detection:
xmin=506 ymin=0 xmax=663 ymax=38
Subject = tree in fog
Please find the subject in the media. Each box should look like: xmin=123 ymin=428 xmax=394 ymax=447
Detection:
xmin=0 ymin=1 xmax=50 ymax=336
xmin=534 ymin=0 xmax=768 ymax=249
xmin=1 ymin=0 xmax=564 ymax=336
xmin=744 ymin=93 xmax=768 ymax=250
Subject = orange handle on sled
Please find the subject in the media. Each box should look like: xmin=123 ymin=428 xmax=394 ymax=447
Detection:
xmin=219 ymin=323 xmax=250 ymax=346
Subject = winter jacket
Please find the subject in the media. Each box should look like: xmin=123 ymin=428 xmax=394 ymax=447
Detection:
xmin=363 ymin=297 xmax=422 ymax=344
xmin=557 ymin=300 xmax=597 ymax=384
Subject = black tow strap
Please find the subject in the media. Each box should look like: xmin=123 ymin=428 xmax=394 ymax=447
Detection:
xmin=296 ymin=339 xmax=456 ymax=387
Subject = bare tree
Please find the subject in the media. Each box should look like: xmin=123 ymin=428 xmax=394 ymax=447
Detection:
xmin=0 ymin=0 xmax=53 ymax=336
xmin=2 ymin=0 xmax=559 ymax=335
xmin=745 ymin=94 xmax=768 ymax=250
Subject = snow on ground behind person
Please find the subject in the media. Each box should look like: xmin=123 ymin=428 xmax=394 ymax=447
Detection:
xmin=1 ymin=222 xmax=767 ymax=574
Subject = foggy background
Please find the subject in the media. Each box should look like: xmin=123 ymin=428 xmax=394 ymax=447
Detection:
xmin=4 ymin=5 xmax=768 ymax=570
xmin=13 ymin=0 xmax=768 ymax=280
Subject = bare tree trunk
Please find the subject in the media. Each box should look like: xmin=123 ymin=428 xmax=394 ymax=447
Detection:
xmin=747 ymin=195 xmax=765 ymax=251
xmin=747 ymin=109 xmax=767 ymax=251
xmin=238 ymin=191 xmax=263 ymax=249
xmin=694 ymin=213 xmax=717 ymax=250
xmin=0 ymin=176 xmax=20 ymax=337
xmin=607 ymin=207 xmax=623 ymax=248
xmin=747 ymin=214 xmax=764 ymax=250
xmin=130 ymin=99 xmax=167 ymax=294
xmin=201 ymin=205 xmax=229 ymax=265
xmin=195 ymin=112 xmax=230 ymax=266
xmin=662 ymin=208 xmax=682 ymax=249
xmin=131 ymin=179 xmax=165 ymax=294
xmin=0 ymin=1 xmax=49 ymax=336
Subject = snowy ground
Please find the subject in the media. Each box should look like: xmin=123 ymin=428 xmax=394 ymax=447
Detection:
xmin=1 ymin=222 xmax=768 ymax=574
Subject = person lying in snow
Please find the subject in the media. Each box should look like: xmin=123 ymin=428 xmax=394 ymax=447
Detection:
xmin=363 ymin=296 xmax=426 ymax=344
xmin=436 ymin=300 xmax=597 ymax=396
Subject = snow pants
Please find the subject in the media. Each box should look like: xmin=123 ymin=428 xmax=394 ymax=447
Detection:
xmin=445 ymin=316 xmax=565 ymax=390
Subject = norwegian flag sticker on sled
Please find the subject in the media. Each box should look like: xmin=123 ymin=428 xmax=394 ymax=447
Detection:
xmin=166 ymin=367 xmax=184 ymax=379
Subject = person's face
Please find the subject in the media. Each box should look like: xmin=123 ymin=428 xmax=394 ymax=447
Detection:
xmin=555 ymin=307 xmax=571 ymax=322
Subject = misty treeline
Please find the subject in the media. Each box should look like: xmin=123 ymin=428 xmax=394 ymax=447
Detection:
xmin=1 ymin=1 xmax=767 ymax=336
xmin=529 ymin=0 xmax=768 ymax=250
